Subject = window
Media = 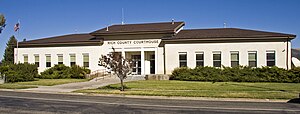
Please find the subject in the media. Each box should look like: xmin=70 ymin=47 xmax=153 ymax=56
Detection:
xmin=83 ymin=54 xmax=89 ymax=68
xmin=231 ymin=51 xmax=239 ymax=67
xmin=179 ymin=52 xmax=187 ymax=67
xmin=58 ymin=54 xmax=63 ymax=65
xmin=46 ymin=54 xmax=51 ymax=67
xmin=34 ymin=54 xmax=39 ymax=67
xmin=70 ymin=54 xmax=76 ymax=66
xmin=195 ymin=52 xmax=204 ymax=67
xmin=266 ymin=51 xmax=275 ymax=66
xmin=23 ymin=55 xmax=28 ymax=63
xmin=213 ymin=51 xmax=221 ymax=67
xmin=248 ymin=51 xmax=257 ymax=67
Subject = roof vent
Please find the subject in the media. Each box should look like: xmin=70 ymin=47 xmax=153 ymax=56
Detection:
xmin=172 ymin=19 xmax=174 ymax=24
xmin=223 ymin=22 xmax=227 ymax=28
xmin=106 ymin=26 xmax=109 ymax=31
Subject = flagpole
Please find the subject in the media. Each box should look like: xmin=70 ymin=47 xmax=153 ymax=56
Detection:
xmin=15 ymin=20 xmax=20 ymax=64
xmin=16 ymin=30 xmax=19 ymax=64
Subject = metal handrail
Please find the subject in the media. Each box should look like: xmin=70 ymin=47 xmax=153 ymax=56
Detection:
xmin=86 ymin=69 xmax=111 ymax=80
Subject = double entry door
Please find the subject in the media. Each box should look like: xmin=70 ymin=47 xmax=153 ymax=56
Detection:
xmin=131 ymin=55 xmax=141 ymax=75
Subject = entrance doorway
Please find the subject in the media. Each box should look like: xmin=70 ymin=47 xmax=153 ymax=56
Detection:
xmin=131 ymin=55 xmax=141 ymax=75
xmin=150 ymin=54 xmax=155 ymax=74
xmin=123 ymin=50 xmax=156 ymax=75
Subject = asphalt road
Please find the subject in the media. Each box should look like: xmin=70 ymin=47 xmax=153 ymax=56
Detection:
xmin=0 ymin=91 xmax=299 ymax=114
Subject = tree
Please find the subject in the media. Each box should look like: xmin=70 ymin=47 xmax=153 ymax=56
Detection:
xmin=98 ymin=47 xmax=132 ymax=91
xmin=0 ymin=14 xmax=6 ymax=34
xmin=2 ymin=36 xmax=17 ymax=65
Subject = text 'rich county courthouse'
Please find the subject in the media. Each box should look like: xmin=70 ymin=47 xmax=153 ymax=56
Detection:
xmin=15 ymin=21 xmax=296 ymax=75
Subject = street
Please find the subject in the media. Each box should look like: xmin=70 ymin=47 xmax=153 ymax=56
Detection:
xmin=0 ymin=91 xmax=299 ymax=114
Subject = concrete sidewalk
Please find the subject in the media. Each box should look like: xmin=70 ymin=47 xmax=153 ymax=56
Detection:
xmin=23 ymin=75 xmax=145 ymax=93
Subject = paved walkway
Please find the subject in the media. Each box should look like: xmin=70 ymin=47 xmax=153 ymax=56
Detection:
xmin=23 ymin=75 xmax=145 ymax=93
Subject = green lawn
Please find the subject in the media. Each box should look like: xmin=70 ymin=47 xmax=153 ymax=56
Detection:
xmin=0 ymin=83 xmax=38 ymax=89
xmin=75 ymin=80 xmax=300 ymax=99
xmin=0 ymin=79 xmax=89 ymax=89
xmin=17 ymin=79 xmax=89 ymax=86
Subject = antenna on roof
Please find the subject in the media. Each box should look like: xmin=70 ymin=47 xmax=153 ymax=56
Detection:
xmin=172 ymin=19 xmax=174 ymax=24
xmin=121 ymin=8 xmax=124 ymax=25
xmin=223 ymin=21 xmax=227 ymax=28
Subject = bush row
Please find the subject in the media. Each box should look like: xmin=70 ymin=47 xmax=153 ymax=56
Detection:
xmin=0 ymin=64 xmax=91 ymax=83
xmin=39 ymin=64 xmax=90 ymax=79
xmin=0 ymin=63 xmax=38 ymax=83
xmin=170 ymin=66 xmax=300 ymax=83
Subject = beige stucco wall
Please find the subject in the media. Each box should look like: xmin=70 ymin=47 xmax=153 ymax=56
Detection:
xmin=15 ymin=38 xmax=292 ymax=75
xmin=165 ymin=41 xmax=291 ymax=74
xmin=100 ymin=39 xmax=164 ymax=74
xmin=15 ymin=46 xmax=103 ymax=73
xmin=15 ymin=38 xmax=165 ymax=74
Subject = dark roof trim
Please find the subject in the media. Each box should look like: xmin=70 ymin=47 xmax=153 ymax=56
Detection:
xmin=162 ymin=38 xmax=291 ymax=44
xmin=90 ymin=21 xmax=185 ymax=36
xmin=18 ymin=41 xmax=103 ymax=48
xmin=162 ymin=36 xmax=294 ymax=42
xmin=163 ymin=28 xmax=296 ymax=41
xmin=18 ymin=34 xmax=99 ymax=47
xmin=91 ymin=30 xmax=176 ymax=36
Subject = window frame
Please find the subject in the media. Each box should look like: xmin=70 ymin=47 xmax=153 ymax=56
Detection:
xmin=213 ymin=51 xmax=221 ymax=67
xmin=195 ymin=52 xmax=204 ymax=67
xmin=248 ymin=51 xmax=257 ymax=67
xmin=57 ymin=54 xmax=63 ymax=65
xmin=70 ymin=54 xmax=76 ymax=66
xmin=83 ymin=53 xmax=89 ymax=68
xmin=266 ymin=50 xmax=276 ymax=66
xmin=179 ymin=52 xmax=187 ymax=67
xmin=34 ymin=54 xmax=39 ymax=67
xmin=46 ymin=54 xmax=51 ymax=67
xmin=23 ymin=54 xmax=28 ymax=64
xmin=230 ymin=51 xmax=239 ymax=67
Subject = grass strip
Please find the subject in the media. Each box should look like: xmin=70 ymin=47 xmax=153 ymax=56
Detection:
xmin=75 ymin=80 xmax=300 ymax=99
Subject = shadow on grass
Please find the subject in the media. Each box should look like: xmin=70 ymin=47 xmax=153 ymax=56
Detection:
xmin=98 ymin=85 xmax=131 ymax=90
xmin=228 ymin=83 xmax=295 ymax=93
xmin=287 ymin=98 xmax=300 ymax=104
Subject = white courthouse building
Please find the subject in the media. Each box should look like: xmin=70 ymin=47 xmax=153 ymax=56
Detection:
xmin=15 ymin=21 xmax=296 ymax=75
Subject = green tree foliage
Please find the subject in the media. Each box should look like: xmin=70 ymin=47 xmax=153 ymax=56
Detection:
xmin=0 ymin=14 xmax=6 ymax=33
xmin=2 ymin=36 xmax=17 ymax=65
xmin=98 ymin=47 xmax=132 ymax=91
xmin=0 ymin=63 xmax=38 ymax=83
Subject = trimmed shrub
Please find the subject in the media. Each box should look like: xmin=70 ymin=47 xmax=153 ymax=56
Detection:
xmin=70 ymin=65 xmax=91 ymax=79
xmin=0 ymin=63 xmax=38 ymax=83
xmin=288 ymin=67 xmax=300 ymax=83
xmin=170 ymin=66 xmax=300 ymax=83
xmin=39 ymin=64 xmax=90 ymax=79
xmin=170 ymin=67 xmax=191 ymax=80
xmin=39 ymin=64 xmax=72 ymax=79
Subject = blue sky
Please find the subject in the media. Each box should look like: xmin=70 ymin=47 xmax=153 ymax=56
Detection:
xmin=0 ymin=0 xmax=299 ymax=60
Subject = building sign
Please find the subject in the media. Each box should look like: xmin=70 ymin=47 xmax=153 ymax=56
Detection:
xmin=107 ymin=40 xmax=159 ymax=45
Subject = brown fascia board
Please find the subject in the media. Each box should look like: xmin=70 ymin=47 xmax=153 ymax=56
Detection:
xmin=18 ymin=41 xmax=103 ymax=48
xmin=162 ymin=36 xmax=296 ymax=42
